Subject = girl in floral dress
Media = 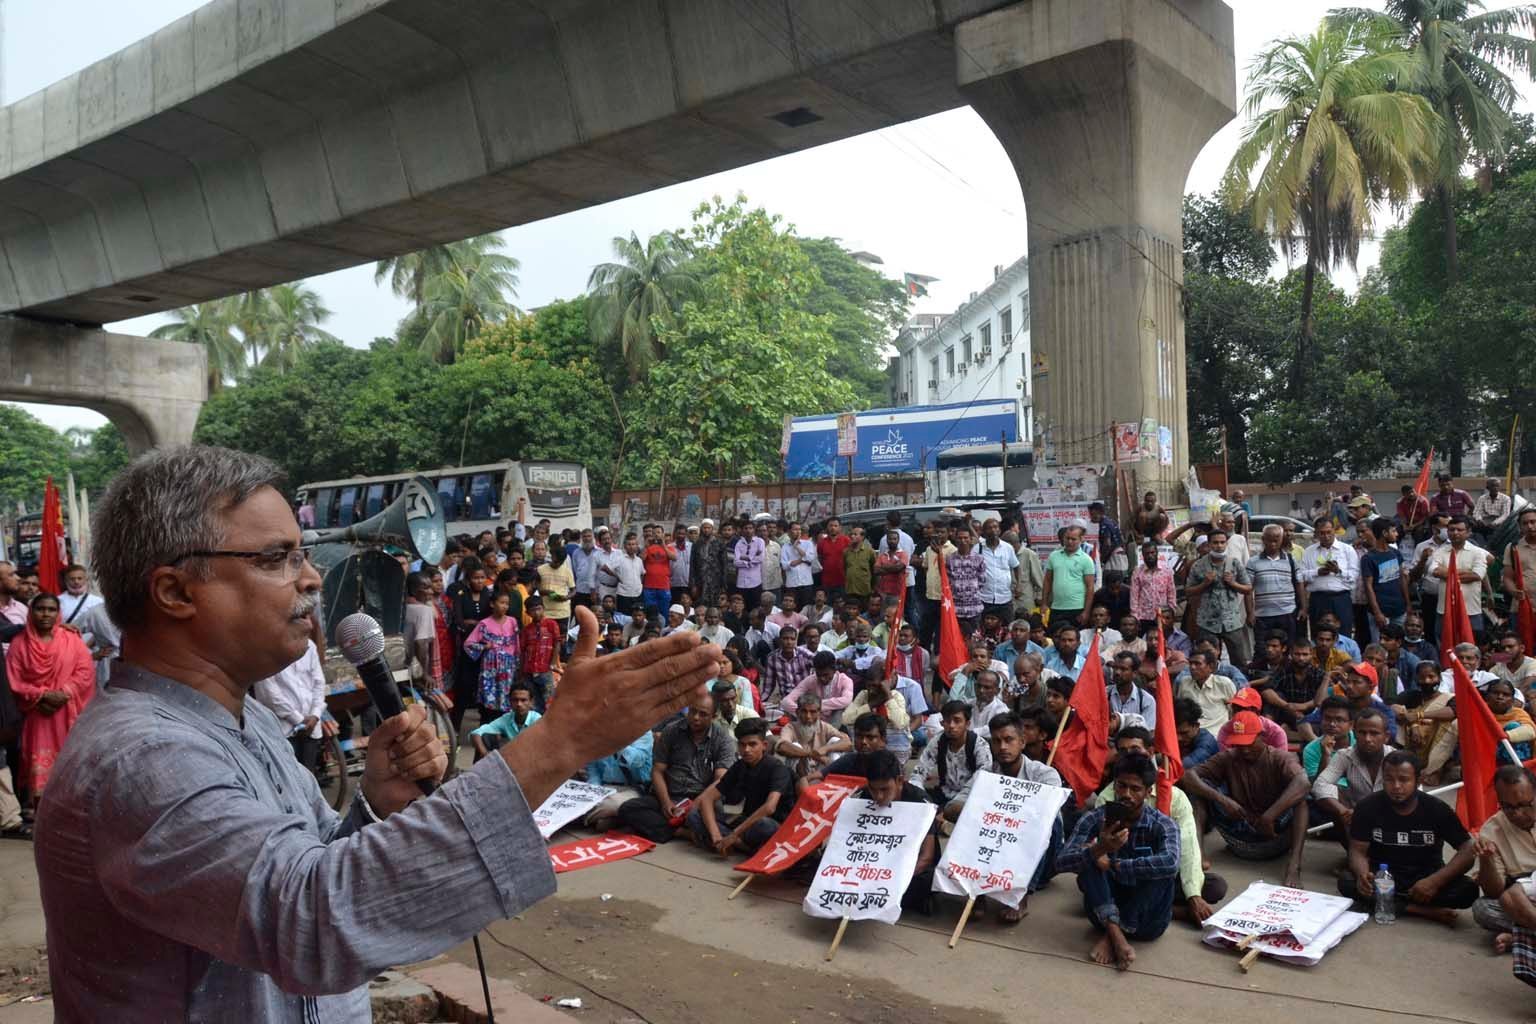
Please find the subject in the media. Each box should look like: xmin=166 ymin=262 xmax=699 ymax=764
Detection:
xmin=463 ymin=591 xmax=520 ymax=716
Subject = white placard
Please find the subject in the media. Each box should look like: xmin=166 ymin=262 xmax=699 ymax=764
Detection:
xmin=1200 ymin=881 xmax=1354 ymax=945
xmin=532 ymin=779 xmax=615 ymax=839
xmin=932 ymin=772 xmax=1070 ymax=910
xmin=1204 ymin=908 xmax=1368 ymax=966
xmin=803 ymin=797 xmax=936 ymax=925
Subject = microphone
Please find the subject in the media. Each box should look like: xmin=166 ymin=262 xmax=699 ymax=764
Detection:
xmin=335 ymin=612 xmax=436 ymax=796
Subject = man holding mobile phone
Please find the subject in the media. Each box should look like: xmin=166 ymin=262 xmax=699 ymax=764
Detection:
xmin=1057 ymin=752 xmax=1181 ymax=971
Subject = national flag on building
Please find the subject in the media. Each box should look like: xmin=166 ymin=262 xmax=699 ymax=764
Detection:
xmin=902 ymin=272 xmax=938 ymax=298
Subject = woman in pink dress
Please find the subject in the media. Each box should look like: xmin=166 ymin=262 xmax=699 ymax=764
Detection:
xmin=6 ymin=593 xmax=95 ymax=803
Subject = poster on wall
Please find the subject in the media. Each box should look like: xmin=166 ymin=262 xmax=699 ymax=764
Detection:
xmin=852 ymin=495 xmax=868 ymax=511
xmin=1113 ymin=422 xmax=1141 ymax=464
xmin=767 ymin=498 xmax=784 ymax=517
xmin=1034 ymin=465 xmax=1104 ymax=502
xmin=1158 ymin=427 xmax=1174 ymax=466
xmin=836 ymin=498 xmax=852 ymax=515
xmin=738 ymin=491 xmax=762 ymax=517
xmin=798 ymin=492 xmax=832 ymax=522
xmin=1139 ymin=418 xmax=1158 ymax=461
xmin=876 ymin=494 xmax=903 ymax=509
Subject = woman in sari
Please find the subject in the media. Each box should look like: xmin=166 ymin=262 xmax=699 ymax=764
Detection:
xmin=6 ymin=594 xmax=95 ymax=803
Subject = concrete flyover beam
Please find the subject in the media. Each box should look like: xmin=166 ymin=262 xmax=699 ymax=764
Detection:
xmin=0 ymin=317 xmax=207 ymax=453
xmin=958 ymin=0 xmax=1236 ymax=496
xmin=0 ymin=0 xmax=1022 ymax=326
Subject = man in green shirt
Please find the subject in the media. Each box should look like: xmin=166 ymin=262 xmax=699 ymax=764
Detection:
xmin=1043 ymin=526 xmax=1096 ymax=630
xmin=843 ymin=526 xmax=876 ymax=601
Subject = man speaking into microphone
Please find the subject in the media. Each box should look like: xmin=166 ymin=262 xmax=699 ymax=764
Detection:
xmin=33 ymin=446 xmax=721 ymax=1022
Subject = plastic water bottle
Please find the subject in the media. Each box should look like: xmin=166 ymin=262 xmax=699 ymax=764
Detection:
xmin=1374 ymin=864 xmax=1396 ymax=925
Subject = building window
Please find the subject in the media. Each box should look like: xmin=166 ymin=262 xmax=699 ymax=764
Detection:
xmin=945 ymin=347 xmax=955 ymax=376
xmin=1019 ymin=291 xmax=1030 ymax=325
xmin=978 ymin=322 xmax=991 ymax=357
xmin=999 ymin=307 xmax=1012 ymax=342
xmin=960 ymin=335 xmax=972 ymax=364
xmin=929 ymin=356 xmax=939 ymax=384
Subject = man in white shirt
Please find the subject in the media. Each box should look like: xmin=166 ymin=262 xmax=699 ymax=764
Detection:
xmin=76 ymin=603 xmax=121 ymax=689
xmin=1299 ymin=519 xmax=1360 ymax=639
xmin=57 ymin=565 xmax=105 ymax=629
xmin=1430 ymin=516 xmax=1493 ymax=636
xmin=600 ymin=532 xmax=645 ymax=615
xmin=251 ymin=639 xmax=328 ymax=771
xmin=668 ymin=526 xmax=692 ymax=605
xmin=969 ymin=670 xmax=1010 ymax=735
xmin=1472 ymin=478 xmax=1513 ymax=544
xmin=1410 ymin=513 xmax=1451 ymax=638
xmin=779 ymin=523 xmax=817 ymax=608
xmin=591 ymin=527 xmax=623 ymax=602
xmin=977 ymin=518 xmax=1020 ymax=624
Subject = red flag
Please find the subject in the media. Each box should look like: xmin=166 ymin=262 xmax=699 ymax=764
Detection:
xmin=734 ymin=774 xmax=865 ymax=875
xmin=883 ymin=584 xmax=908 ymax=680
xmin=1050 ymin=632 xmax=1111 ymax=807
xmin=1439 ymin=547 xmax=1476 ymax=668
xmin=936 ymin=554 xmax=967 ymax=687
xmin=1152 ymin=628 xmax=1183 ymax=815
xmin=1512 ymin=547 xmax=1536 ymax=654
xmin=548 ymin=832 xmax=655 ymax=873
xmin=1448 ymin=654 xmax=1508 ymax=831
xmin=1408 ymin=448 xmax=1435 ymax=529
xmin=37 ymin=477 xmax=66 ymax=596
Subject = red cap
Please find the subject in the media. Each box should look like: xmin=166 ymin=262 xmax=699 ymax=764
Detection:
xmin=1350 ymin=663 xmax=1378 ymax=687
xmin=1230 ymin=688 xmax=1263 ymax=711
xmin=1227 ymin=710 xmax=1264 ymax=745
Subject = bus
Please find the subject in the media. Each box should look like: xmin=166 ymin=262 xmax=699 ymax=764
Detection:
xmin=296 ymin=461 xmax=592 ymax=540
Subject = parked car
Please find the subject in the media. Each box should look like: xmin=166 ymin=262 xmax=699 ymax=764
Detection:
xmin=1246 ymin=513 xmax=1313 ymax=548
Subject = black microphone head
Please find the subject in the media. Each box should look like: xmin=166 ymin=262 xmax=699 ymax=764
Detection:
xmin=336 ymin=612 xmax=386 ymax=665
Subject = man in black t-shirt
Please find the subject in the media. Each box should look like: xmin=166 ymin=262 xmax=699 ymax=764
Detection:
xmin=825 ymin=713 xmax=888 ymax=778
xmin=688 ymin=717 xmax=796 ymax=857
xmin=1342 ymin=750 xmax=1479 ymax=923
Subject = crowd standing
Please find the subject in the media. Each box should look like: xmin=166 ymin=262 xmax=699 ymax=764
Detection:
xmin=5 ymin=477 xmax=1536 ymax=984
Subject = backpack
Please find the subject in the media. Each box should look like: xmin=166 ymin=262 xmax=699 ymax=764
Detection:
xmin=936 ymin=729 xmax=979 ymax=790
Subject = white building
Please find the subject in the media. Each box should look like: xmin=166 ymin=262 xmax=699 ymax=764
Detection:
xmin=886 ymin=255 xmax=1033 ymax=443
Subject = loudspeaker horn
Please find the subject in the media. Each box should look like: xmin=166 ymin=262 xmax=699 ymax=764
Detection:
xmin=302 ymin=475 xmax=447 ymax=564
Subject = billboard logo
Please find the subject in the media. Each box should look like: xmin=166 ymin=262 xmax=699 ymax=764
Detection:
xmin=870 ymin=429 xmax=911 ymax=465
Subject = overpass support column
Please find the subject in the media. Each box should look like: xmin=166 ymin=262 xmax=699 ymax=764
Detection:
xmin=0 ymin=319 xmax=207 ymax=455
xmin=958 ymin=0 xmax=1235 ymax=499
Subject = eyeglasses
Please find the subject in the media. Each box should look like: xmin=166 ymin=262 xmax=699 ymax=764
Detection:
xmin=169 ymin=548 xmax=310 ymax=581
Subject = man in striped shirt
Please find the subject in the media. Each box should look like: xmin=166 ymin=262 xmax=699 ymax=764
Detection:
xmin=1058 ymin=752 xmax=1181 ymax=970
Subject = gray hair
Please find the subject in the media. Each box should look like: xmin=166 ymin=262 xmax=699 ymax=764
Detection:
xmin=1261 ymin=524 xmax=1283 ymax=538
xmin=92 ymin=445 xmax=285 ymax=631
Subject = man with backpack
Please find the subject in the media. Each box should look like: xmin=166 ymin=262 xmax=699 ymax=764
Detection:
xmin=907 ymin=699 xmax=992 ymax=805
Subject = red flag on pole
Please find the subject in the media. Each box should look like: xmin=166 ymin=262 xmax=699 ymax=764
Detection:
xmin=1408 ymin=448 xmax=1435 ymax=529
xmin=1050 ymin=632 xmax=1111 ymax=807
xmin=1152 ymin=628 xmax=1183 ymax=815
xmin=1448 ymin=653 xmax=1509 ymax=832
xmin=936 ymin=554 xmax=967 ymax=688
xmin=1439 ymin=547 xmax=1476 ymax=668
xmin=1512 ymin=547 xmax=1536 ymax=655
xmin=37 ymin=477 xmax=66 ymax=596
xmin=883 ymin=584 xmax=908 ymax=680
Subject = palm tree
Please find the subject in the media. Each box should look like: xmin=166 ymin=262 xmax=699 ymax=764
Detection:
xmin=374 ymin=234 xmax=518 ymax=309
xmin=416 ymin=248 xmax=519 ymax=363
xmin=249 ymin=284 xmax=340 ymax=370
xmin=1329 ymin=1 xmax=1536 ymax=281
xmin=150 ymin=302 xmax=244 ymax=394
xmin=586 ymin=231 xmax=699 ymax=381
xmin=1223 ymin=24 xmax=1440 ymax=394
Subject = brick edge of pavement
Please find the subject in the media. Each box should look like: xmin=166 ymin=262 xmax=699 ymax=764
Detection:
xmin=406 ymin=962 xmax=573 ymax=1024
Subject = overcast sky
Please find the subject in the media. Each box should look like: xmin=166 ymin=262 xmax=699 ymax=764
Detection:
xmin=6 ymin=0 xmax=1533 ymax=432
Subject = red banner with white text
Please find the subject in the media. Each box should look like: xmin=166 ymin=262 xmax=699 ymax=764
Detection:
xmin=734 ymin=774 xmax=865 ymax=875
xmin=548 ymin=832 xmax=655 ymax=874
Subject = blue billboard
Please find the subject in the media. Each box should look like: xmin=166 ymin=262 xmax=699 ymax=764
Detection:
xmin=784 ymin=400 xmax=1020 ymax=478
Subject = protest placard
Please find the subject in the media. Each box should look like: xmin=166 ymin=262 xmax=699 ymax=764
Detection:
xmin=1201 ymin=881 xmax=1355 ymax=946
xmin=1203 ymin=907 xmax=1367 ymax=967
xmin=532 ymin=779 xmax=615 ymax=839
xmin=933 ymin=772 xmax=1069 ymax=926
xmin=803 ymin=798 xmax=936 ymax=935
xmin=548 ymin=832 xmax=655 ymax=874
xmin=733 ymin=775 xmax=863 ymax=883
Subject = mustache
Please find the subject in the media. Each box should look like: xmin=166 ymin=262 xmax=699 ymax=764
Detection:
xmin=291 ymin=593 xmax=319 ymax=619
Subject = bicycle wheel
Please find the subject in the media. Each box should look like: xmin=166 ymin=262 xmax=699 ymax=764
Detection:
xmin=429 ymin=705 xmax=460 ymax=781
xmin=315 ymin=734 xmax=351 ymax=812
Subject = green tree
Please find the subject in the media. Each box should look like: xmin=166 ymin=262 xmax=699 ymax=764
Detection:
xmin=586 ymin=230 xmax=699 ymax=382
xmin=628 ymin=196 xmax=856 ymax=484
xmin=416 ymin=245 xmax=520 ymax=364
xmin=245 ymin=284 xmax=341 ymax=370
xmin=374 ymin=234 xmax=518 ymax=310
xmin=1328 ymin=1 xmax=1536 ymax=280
xmin=0 ymin=405 xmax=73 ymax=516
xmin=150 ymin=301 xmax=244 ymax=393
xmin=69 ymin=423 xmax=130 ymax=497
xmin=1223 ymin=23 xmax=1439 ymax=392
xmin=795 ymin=237 xmax=909 ymax=407
xmin=1182 ymin=194 xmax=1277 ymax=279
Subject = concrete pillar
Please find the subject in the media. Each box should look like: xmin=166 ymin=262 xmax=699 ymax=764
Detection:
xmin=0 ymin=318 xmax=206 ymax=454
xmin=957 ymin=0 xmax=1236 ymax=500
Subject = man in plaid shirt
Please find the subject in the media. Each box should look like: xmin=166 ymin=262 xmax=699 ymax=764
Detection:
xmin=758 ymin=626 xmax=814 ymax=718
xmin=1057 ymin=752 xmax=1180 ymax=970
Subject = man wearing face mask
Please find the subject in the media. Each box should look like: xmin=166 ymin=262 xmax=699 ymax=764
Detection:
xmin=1185 ymin=529 xmax=1254 ymax=667
xmin=1410 ymin=513 xmax=1452 ymax=638
xmin=835 ymin=621 xmax=883 ymax=675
